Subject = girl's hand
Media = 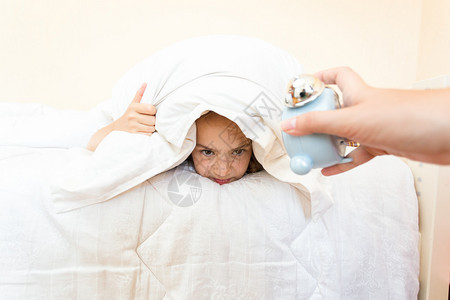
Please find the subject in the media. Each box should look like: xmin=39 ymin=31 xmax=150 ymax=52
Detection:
xmin=86 ymin=83 xmax=156 ymax=151
xmin=112 ymin=83 xmax=156 ymax=136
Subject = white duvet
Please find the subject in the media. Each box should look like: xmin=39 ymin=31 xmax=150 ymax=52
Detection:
xmin=0 ymin=35 xmax=419 ymax=299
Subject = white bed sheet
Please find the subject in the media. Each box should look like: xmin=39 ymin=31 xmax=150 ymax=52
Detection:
xmin=0 ymin=141 xmax=419 ymax=299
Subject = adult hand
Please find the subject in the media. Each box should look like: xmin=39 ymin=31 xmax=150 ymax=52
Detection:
xmin=281 ymin=67 xmax=450 ymax=175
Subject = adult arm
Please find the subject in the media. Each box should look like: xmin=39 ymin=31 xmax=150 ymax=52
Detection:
xmin=281 ymin=67 xmax=450 ymax=175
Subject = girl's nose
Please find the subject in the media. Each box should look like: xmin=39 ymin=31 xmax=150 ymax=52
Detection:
xmin=214 ymin=158 xmax=231 ymax=177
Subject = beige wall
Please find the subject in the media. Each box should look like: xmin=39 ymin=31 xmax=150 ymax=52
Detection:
xmin=417 ymin=0 xmax=450 ymax=80
xmin=0 ymin=0 xmax=422 ymax=110
xmin=1 ymin=1 xmax=448 ymax=299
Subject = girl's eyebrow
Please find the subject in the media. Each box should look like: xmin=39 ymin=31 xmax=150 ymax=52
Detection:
xmin=196 ymin=143 xmax=215 ymax=150
xmin=196 ymin=141 xmax=251 ymax=151
xmin=232 ymin=141 xmax=252 ymax=151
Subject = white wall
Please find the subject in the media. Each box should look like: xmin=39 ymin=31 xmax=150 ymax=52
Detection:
xmin=0 ymin=0 xmax=422 ymax=110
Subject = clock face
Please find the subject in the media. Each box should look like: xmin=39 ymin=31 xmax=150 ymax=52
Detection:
xmin=285 ymin=74 xmax=324 ymax=107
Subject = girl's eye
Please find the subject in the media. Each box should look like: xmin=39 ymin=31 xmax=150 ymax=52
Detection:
xmin=232 ymin=149 xmax=245 ymax=156
xmin=201 ymin=149 xmax=214 ymax=157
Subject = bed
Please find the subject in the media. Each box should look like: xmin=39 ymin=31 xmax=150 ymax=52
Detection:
xmin=0 ymin=35 xmax=420 ymax=299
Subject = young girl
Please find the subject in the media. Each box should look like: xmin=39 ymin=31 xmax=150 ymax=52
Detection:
xmin=188 ymin=111 xmax=263 ymax=184
xmin=87 ymin=83 xmax=263 ymax=184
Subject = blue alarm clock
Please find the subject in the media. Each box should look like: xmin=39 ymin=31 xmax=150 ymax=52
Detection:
xmin=281 ymin=74 xmax=354 ymax=175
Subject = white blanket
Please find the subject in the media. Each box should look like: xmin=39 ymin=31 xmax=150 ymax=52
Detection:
xmin=0 ymin=143 xmax=419 ymax=299
xmin=0 ymin=35 xmax=419 ymax=298
xmin=48 ymin=35 xmax=314 ymax=211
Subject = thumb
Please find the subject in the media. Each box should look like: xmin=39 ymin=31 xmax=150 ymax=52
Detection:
xmin=320 ymin=146 xmax=376 ymax=176
xmin=281 ymin=109 xmax=349 ymax=137
xmin=131 ymin=82 xmax=148 ymax=104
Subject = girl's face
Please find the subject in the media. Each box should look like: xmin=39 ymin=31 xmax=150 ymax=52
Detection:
xmin=191 ymin=113 xmax=252 ymax=185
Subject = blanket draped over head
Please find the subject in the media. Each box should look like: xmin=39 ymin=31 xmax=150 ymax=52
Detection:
xmin=50 ymin=35 xmax=326 ymax=212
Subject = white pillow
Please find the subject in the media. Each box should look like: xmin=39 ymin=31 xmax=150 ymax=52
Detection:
xmin=50 ymin=35 xmax=318 ymax=212
xmin=0 ymin=102 xmax=110 ymax=148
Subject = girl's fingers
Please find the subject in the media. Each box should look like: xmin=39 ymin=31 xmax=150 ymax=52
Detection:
xmin=137 ymin=125 xmax=156 ymax=134
xmin=135 ymin=103 xmax=156 ymax=115
xmin=141 ymin=132 xmax=155 ymax=136
xmin=131 ymin=83 xmax=148 ymax=104
xmin=136 ymin=114 xmax=156 ymax=126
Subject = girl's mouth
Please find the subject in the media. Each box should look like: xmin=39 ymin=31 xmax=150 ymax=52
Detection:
xmin=212 ymin=178 xmax=231 ymax=185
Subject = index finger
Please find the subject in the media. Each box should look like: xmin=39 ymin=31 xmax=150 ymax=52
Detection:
xmin=131 ymin=83 xmax=148 ymax=104
xmin=314 ymin=67 xmax=362 ymax=86
xmin=314 ymin=67 xmax=366 ymax=94
xmin=314 ymin=67 xmax=341 ymax=85
xmin=135 ymin=103 xmax=157 ymax=115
